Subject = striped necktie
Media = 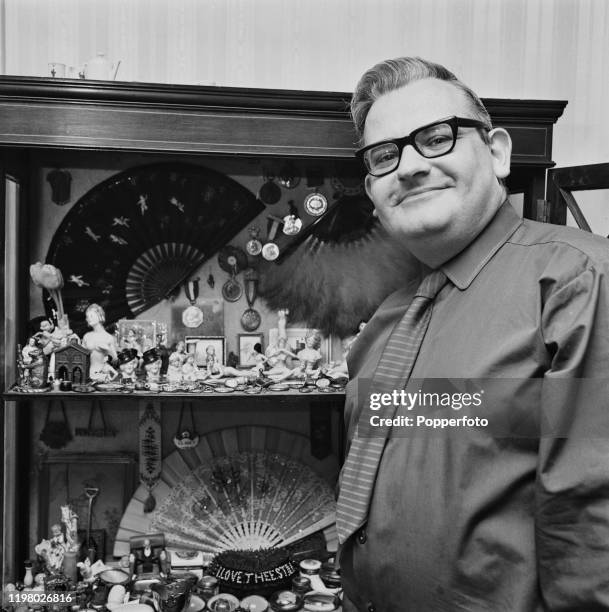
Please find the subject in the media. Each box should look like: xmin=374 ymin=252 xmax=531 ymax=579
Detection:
xmin=335 ymin=269 xmax=448 ymax=543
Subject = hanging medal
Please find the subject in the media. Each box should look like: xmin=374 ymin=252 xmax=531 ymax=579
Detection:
xmin=246 ymin=226 xmax=263 ymax=256
xmin=222 ymin=257 xmax=242 ymax=302
xmin=262 ymin=216 xmax=281 ymax=261
xmin=182 ymin=277 xmax=204 ymax=328
xmin=218 ymin=246 xmax=247 ymax=302
xmin=241 ymin=268 xmax=262 ymax=331
xmin=282 ymin=200 xmax=302 ymax=235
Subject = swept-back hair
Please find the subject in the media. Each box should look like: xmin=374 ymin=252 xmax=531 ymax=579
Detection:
xmin=351 ymin=57 xmax=492 ymax=145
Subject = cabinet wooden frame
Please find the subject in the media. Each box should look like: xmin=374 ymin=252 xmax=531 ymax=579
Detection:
xmin=0 ymin=77 xmax=567 ymax=580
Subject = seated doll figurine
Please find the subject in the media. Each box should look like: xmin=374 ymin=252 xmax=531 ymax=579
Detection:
xmin=181 ymin=354 xmax=199 ymax=383
xmin=117 ymin=348 xmax=139 ymax=383
xmin=142 ymin=348 xmax=162 ymax=384
xmin=296 ymin=331 xmax=323 ymax=376
xmin=166 ymin=341 xmax=187 ymax=383
xmin=272 ymin=330 xmax=323 ymax=382
xmin=99 ymin=355 xmax=119 ymax=383
xmin=265 ymin=337 xmax=297 ymax=377
xmin=129 ymin=535 xmax=168 ymax=578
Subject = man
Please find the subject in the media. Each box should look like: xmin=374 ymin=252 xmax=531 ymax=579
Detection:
xmin=336 ymin=57 xmax=609 ymax=611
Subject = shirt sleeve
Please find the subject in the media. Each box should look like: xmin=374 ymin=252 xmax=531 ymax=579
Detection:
xmin=537 ymin=263 xmax=609 ymax=610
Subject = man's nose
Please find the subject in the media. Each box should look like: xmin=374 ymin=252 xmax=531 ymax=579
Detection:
xmin=395 ymin=143 xmax=432 ymax=179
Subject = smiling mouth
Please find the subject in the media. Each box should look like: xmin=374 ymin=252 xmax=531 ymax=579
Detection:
xmin=397 ymin=186 xmax=449 ymax=204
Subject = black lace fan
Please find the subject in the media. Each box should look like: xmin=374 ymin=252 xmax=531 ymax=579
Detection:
xmin=45 ymin=163 xmax=264 ymax=335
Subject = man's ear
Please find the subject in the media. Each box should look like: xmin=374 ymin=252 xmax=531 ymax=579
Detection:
xmin=488 ymin=127 xmax=512 ymax=179
xmin=364 ymin=175 xmax=378 ymax=217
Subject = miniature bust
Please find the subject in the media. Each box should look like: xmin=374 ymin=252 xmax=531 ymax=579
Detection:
xmin=81 ymin=304 xmax=118 ymax=381
xmin=143 ymin=348 xmax=162 ymax=383
xmin=117 ymin=348 xmax=139 ymax=382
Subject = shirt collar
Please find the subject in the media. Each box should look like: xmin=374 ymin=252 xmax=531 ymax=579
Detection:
xmin=440 ymin=200 xmax=523 ymax=290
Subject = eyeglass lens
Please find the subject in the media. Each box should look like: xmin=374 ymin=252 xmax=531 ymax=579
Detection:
xmin=365 ymin=121 xmax=455 ymax=175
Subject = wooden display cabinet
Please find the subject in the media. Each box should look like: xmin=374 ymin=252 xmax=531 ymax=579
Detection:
xmin=0 ymin=77 xmax=566 ymax=581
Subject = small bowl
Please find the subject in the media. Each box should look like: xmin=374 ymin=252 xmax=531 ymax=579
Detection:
xmin=99 ymin=568 xmax=131 ymax=586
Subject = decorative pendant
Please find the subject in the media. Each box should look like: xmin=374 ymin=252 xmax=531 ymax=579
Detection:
xmin=262 ymin=217 xmax=281 ymax=261
xmin=173 ymin=402 xmax=200 ymax=449
xmin=218 ymin=247 xmax=246 ymax=302
xmin=207 ymin=268 xmax=215 ymax=289
xmin=222 ymin=277 xmax=243 ymax=302
xmin=139 ymin=402 xmax=162 ymax=513
xmin=241 ymin=268 xmax=262 ymax=331
xmin=182 ymin=278 xmax=204 ymax=328
xmin=261 ymin=243 xmax=279 ymax=261
xmin=304 ymin=191 xmax=328 ymax=217
xmin=282 ymin=200 xmax=302 ymax=235
xmin=246 ymin=226 xmax=263 ymax=256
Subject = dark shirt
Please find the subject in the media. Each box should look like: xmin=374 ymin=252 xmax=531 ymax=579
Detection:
xmin=340 ymin=201 xmax=609 ymax=611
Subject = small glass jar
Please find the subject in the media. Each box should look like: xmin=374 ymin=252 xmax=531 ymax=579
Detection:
xmin=291 ymin=576 xmax=311 ymax=598
xmin=319 ymin=561 xmax=341 ymax=591
xmin=198 ymin=575 xmax=218 ymax=601
xmin=298 ymin=560 xmax=325 ymax=593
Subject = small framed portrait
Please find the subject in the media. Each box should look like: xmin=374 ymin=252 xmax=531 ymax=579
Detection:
xmin=238 ymin=333 xmax=264 ymax=367
xmin=117 ymin=319 xmax=157 ymax=356
xmin=185 ymin=335 xmax=225 ymax=369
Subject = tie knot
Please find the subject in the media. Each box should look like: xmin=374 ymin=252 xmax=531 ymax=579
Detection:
xmin=415 ymin=269 xmax=447 ymax=299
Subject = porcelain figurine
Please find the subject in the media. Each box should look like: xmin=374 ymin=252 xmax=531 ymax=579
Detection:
xmin=181 ymin=354 xmax=199 ymax=382
xmin=118 ymin=348 xmax=139 ymax=383
xmin=143 ymin=348 xmax=162 ymax=383
xmin=166 ymin=341 xmax=187 ymax=382
xmin=82 ymin=304 xmax=118 ymax=381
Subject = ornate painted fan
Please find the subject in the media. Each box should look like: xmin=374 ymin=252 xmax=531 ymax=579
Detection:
xmin=113 ymin=426 xmax=338 ymax=559
xmin=45 ymin=163 xmax=264 ymax=335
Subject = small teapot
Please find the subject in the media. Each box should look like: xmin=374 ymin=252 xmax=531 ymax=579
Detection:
xmin=83 ymin=53 xmax=118 ymax=80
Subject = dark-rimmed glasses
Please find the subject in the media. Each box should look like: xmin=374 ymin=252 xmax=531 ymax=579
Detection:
xmin=356 ymin=116 xmax=490 ymax=177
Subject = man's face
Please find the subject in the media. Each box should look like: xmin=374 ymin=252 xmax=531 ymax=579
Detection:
xmin=363 ymin=78 xmax=510 ymax=250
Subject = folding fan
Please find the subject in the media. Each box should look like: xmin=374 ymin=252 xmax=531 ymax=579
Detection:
xmin=45 ymin=163 xmax=264 ymax=335
xmin=259 ymin=193 xmax=423 ymax=338
xmin=113 ymin=426 xmax=339 ymax=559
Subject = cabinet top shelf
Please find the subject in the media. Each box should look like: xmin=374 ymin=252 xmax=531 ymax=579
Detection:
xmin=0 ymin=76 xmax=566 ymax=159
xmin=0 ymin=75 xmax=567 ymax=119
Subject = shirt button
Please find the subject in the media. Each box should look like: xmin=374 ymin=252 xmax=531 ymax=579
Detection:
xmin=357 ymin=528 xmax=367 ymax=544
xmin=367 ymin=603 xmax=376 ymax=612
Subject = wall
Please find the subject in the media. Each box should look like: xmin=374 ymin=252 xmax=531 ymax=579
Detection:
xmin=3 ymin=0 xmax=609 ymax=232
